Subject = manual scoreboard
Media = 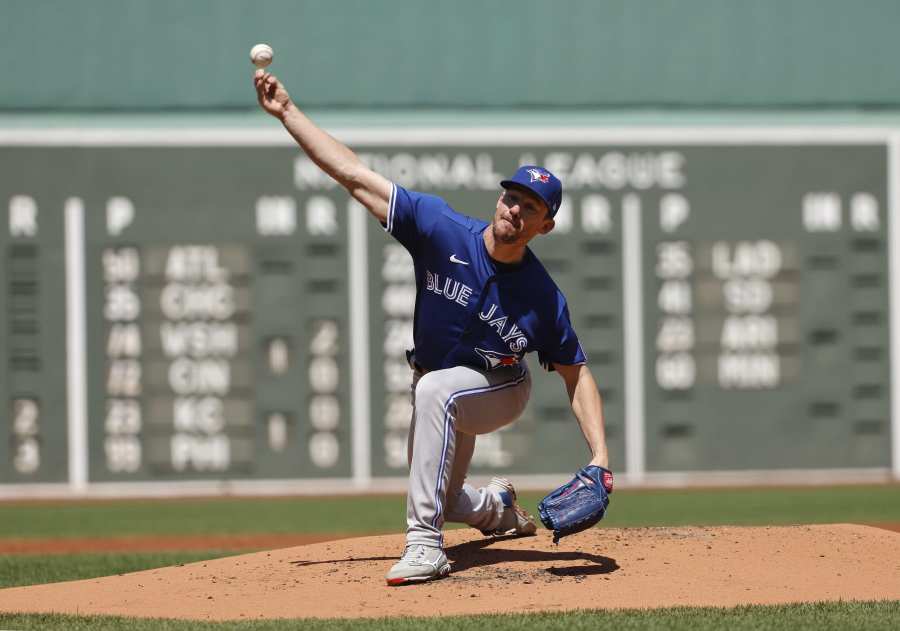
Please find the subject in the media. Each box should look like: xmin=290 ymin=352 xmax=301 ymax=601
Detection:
xmin=0 ymin=131 xmax=893 ymax=488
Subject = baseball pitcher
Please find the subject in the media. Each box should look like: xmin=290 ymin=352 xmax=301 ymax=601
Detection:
xmin=254 ymin=70 xmax=613 ymax=585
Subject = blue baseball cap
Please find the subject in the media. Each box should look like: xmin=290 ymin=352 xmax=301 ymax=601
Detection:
xmin=500 ymin=165 xmax=562 ymax=218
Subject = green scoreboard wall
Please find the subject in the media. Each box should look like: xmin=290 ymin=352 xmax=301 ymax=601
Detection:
xmin=0 ymin=127 xmax=896 ymax=490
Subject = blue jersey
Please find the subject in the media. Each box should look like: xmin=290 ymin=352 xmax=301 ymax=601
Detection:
xmin=384 ymin=184 xmax=587 ymax=372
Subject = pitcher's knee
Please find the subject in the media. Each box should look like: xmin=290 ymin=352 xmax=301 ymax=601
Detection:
xmin=414 ymin=371 xmax=453 ymax=411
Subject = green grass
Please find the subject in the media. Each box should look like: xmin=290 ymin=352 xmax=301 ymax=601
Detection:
xmin=2 ymin=485 xmax=899 ymax=540
xmin=0 ymin=551 xmax=236 ymax=589
xmin=602 ymin=484 xmax=900 ymax=527
xmin=0 ymin=601 xmax=898 ymax=630
xmin=0 ymin=496 xmax=406 ymax=539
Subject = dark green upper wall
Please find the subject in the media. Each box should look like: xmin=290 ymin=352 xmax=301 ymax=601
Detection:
xmin=3 ymin=0 xmax=898 ymax=111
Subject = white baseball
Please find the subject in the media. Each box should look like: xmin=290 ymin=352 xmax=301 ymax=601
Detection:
xmin=250 ymin=43 xmax=274 ymax=69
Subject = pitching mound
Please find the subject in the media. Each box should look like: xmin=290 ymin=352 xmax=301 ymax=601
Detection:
xmin=0 ymin=524 xmax=898 ymax=621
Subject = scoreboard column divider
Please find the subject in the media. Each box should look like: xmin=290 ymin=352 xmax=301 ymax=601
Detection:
xmin=348 ymin=201 xmax=372 ymax=488
xmin=64 ymin=197 xmax=88 ymax=492
xmin=890 ymin=134 xmax=900 ymax=482
xmin=622 ymin=193 xmax=646 ymax=482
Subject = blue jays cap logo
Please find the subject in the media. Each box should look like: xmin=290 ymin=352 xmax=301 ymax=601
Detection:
xmin=500 ymin=165 xmax=563 ymax=217
xmin=527 ymin=168 xmax=550 ymax=184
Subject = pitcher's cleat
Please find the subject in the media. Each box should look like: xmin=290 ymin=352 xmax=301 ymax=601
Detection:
xmin=385 ymin=544 xmax=451 ymax=586
xmin=481 ymin=477 xmax=538 ymax=537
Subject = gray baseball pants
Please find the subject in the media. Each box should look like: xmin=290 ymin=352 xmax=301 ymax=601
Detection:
xmin=404 ymin=360 xmax=532 ymax=549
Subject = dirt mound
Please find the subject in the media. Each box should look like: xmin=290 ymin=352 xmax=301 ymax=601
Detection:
xmin=0 ymin=524 xmax=898 ymax=621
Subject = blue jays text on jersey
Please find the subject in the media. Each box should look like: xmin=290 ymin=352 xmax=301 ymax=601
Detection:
xmin=383 ymin=184 xmax=586 ymax=373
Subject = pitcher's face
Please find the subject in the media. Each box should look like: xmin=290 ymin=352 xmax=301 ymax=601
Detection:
xmin=491 ymin=186 xmax=555 ymax=245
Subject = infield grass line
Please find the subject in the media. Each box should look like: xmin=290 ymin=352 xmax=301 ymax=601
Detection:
xmin=0 ymin=600 xmax=898 ymax=631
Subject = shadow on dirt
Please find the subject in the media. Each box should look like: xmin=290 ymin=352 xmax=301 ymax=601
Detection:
xmin=287 ymin=536 xmax=619 ymax=577
xmin=289 ymin=555 xmax=395 ymax=567
xmin=446 ymin=536 xmax=620 ymax=576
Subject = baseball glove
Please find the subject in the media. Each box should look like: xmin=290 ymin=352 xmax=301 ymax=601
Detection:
xmin=538 ymin=465 xmax=613 ymax=544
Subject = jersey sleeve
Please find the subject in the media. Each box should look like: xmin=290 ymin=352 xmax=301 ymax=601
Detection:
xmin=537 ymin=292 xmax=587 ymax=371
xmin=382 ymin=183 xmax=445 ymax=256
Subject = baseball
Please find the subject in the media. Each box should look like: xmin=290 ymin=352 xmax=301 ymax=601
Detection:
xmin=250 ymin=43 xmax=274 ymax=69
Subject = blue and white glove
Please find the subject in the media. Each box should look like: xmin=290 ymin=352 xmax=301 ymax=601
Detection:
xmin=537 ymin=465 xmax=613 ymax=544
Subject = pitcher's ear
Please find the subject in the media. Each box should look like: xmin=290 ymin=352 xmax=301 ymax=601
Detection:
xmin=540 ymin=218 xmax=555 ymax=235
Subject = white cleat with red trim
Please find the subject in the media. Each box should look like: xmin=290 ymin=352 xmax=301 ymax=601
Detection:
xmin=385 ymin=544 xmax=451 ymax=586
